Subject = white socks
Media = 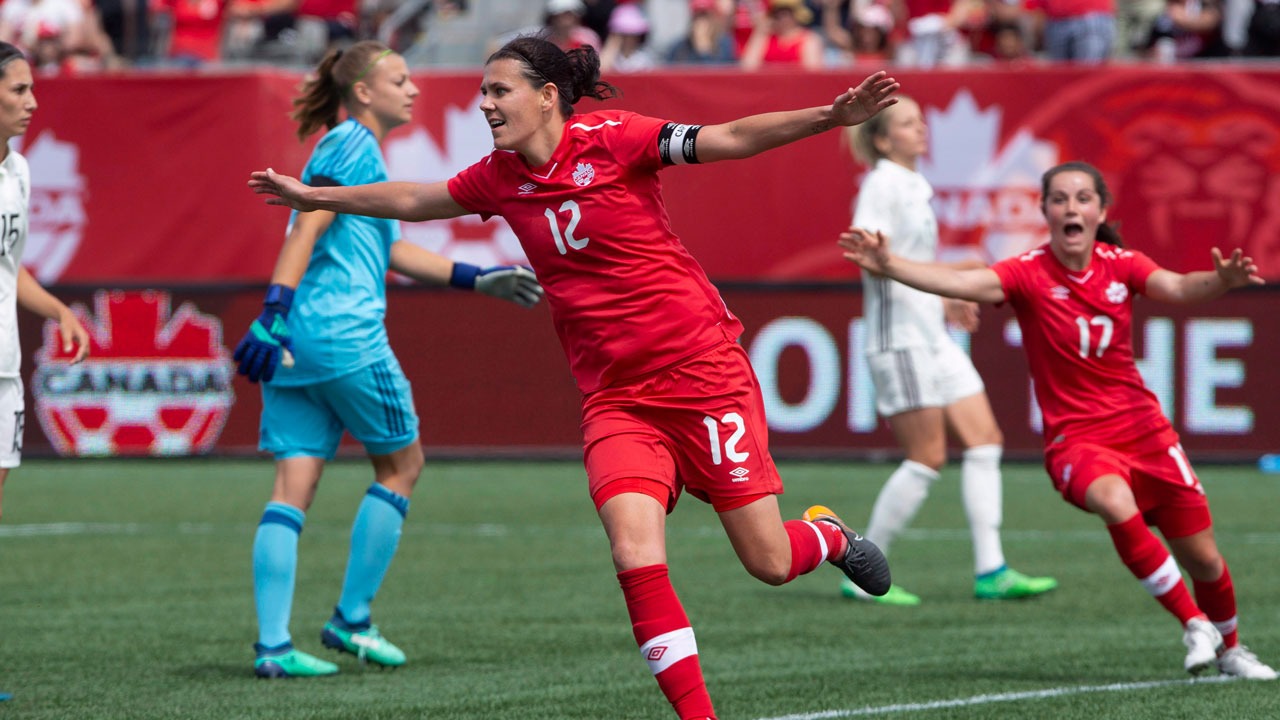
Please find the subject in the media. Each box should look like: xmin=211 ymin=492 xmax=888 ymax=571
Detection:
xmin=962 ymin=444 xmax=1006 ymax=576
xmin=865 ymin=460 xmax=940 ymax=555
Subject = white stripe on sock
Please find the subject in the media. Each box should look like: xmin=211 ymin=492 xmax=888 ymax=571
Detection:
xmin=804 ymin=521 xmax=829 ymax=563
xmin=1139 ymin=556 xmax=1182 ymax=597
xmin=640 ymin=627 xmax=698 ymax=675
xmin=1213 ymin=616 xmax=1238 ymax=636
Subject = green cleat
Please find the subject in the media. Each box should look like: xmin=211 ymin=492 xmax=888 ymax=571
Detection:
xmin=254 ymin=644 xmax=340 ymax=678
xmin=974 ymin=566 xmax=1058 ymax=599
xmin=321 ymin=621 xmax=406 ymax=667
xmin=841 ymin=579 xmax=922 ymax=605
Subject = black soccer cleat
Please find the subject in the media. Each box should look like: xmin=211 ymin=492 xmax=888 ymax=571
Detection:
xmin=802 ymin=505 xmax=892 ymax=596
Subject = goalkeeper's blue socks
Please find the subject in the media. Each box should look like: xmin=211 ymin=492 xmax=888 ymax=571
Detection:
xmin=253 ymin=501 xmax=305 ymax=648
xmin=335 ymin=484 xmax=409 ymax=624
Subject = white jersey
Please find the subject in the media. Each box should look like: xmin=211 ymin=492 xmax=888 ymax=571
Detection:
xmin=0 ymin=150 xmax=31 ymax=378
xmin=853 ymin=158 xmax=947 ymax=353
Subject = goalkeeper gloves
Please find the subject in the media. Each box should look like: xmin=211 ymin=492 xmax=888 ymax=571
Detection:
xmin=234 ymin=284 xmax=294 ymax=383
xmin=450 ymin=263 xmax=544 ymax=308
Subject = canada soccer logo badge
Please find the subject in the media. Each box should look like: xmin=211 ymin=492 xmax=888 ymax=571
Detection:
xmin=1106 ymin=281 xmax=1128 ymax=304
xmin=31 ymin=290 xmax=235 ymax=456
xmin=573 ymin=162 xmax=595 ymax=187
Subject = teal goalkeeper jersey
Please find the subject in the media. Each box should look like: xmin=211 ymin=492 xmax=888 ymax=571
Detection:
xmin=271 ymin=118 xmax=398 ymax=387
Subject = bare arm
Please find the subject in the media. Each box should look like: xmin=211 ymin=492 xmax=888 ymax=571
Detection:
xmin=838 ymin=227 xmax=1006 ymax=304
xmin=16 ymin=267 xmax=89 ymax=363
xmin=270 ymin=210 xmax=334 ymax=288
xmin=1143 ymin=248 xmax=1263 ymax=304
xmin=388 ymin=240 xmax=455 ymax=286
xmin=249 ymin=171 xmax=471 ymax=222
xmin=695 ymin=72 xmax=899 ymax=162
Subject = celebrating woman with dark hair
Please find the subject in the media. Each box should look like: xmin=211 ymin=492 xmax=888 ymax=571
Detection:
xmin=251 ymin=35 xmax=898 ymax=718
xmin=840 ymin=161 xmax=1276 ymax=680
xmin=240 ymin=40 xmax=542 ymax=679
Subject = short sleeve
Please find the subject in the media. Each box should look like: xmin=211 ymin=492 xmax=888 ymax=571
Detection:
xmin=446 ymin=156 xmax=500 ymax=221
xmin=990 ymin=255 xmax=1027 ymax=304
xmin=306 ymin=131 xmax=379 ymax=187
xmin=1126 ymin=249 xmax=1161 ymax=295
xmin=852 ymin=174 xmax=896 ymax=235
xmin=603 ymin=112 xmax=669 ymax=172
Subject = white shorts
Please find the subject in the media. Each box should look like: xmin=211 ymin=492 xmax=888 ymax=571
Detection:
xmin=0 ymin=376 xmax=24 ymax=469
xmin=867 ymin=338 xmax=985 ymax=418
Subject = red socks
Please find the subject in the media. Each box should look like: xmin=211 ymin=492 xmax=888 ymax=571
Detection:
xmin=1106 ymin=514 xmax=1202 ymax=625
xmin=782 ymin=519 xmax=845 ymax=583
xmin=618 ymin=565 xmax=716 ymax=720
xmin=1193 ymin=562 xmax=1239 ymax=648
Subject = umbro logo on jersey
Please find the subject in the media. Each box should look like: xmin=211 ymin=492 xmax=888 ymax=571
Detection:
xmin=730 ymin=467 xmax=750 ymax=482
xmin=573 ymin=162 xmax=595 ymax=187
xmin=517 ymin=182 xmax=538 ymax=195
xmin=1106 ymin=281 xmax=1128 ymax=303
xmin=1050 ymin=285 xmax=1070 ymax=300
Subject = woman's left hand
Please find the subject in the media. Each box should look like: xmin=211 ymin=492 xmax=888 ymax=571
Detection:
xmin=1212 ymin=247 xmax=1264 ymax=289
xmin=831 ymin=71 xmax=900 ymax=127
xmin=944 ymin=298 xmax=981 ymax=332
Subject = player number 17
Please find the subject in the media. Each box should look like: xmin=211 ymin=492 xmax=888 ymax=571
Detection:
xmin=1074 ymin=314 xmax=1113 ymax=358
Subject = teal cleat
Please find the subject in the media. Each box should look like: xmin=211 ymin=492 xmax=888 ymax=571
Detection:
xmin=254 ymin=643 xmax=339 ymax=678
xmin=974 ymin=566 xmax=1058 ymax=599
xmin=321 ymin=620 xmax=406 ymax=667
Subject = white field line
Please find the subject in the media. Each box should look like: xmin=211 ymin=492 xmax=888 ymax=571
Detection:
xmin=755 ymin=675 xmax=1236 ymax=720
xmin=2 ymin=522 xmax=1280 ymax=545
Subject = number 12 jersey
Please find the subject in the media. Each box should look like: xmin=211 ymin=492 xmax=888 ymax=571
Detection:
xmin=447 ymin=110 xmax=743 ymax=394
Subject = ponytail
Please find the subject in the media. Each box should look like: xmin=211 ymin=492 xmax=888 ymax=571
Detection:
xmin=488 ymin=36 xmax=620 ymax=119
xmin=289 ymin=40 xmax=394 ymax=141
xmin=1096 ymin=222 xmax=1124 ymax=247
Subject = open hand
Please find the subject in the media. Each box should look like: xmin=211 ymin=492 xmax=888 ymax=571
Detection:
xmin=248 ymin=168 xmax=321 ymax=212
xmin=1212 ymin=247 xmax=1263 ymax=289
xmin=831 ymin=71 xmax=900 ymax=127
xmin=838 ymin=227 xmax=893 ymax=276
xmin=944 ymin=298 xmax=981 ymax=332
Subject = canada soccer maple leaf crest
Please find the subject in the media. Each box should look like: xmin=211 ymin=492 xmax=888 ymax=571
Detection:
xmin=31 ymin=290 xmax=235 ymax=456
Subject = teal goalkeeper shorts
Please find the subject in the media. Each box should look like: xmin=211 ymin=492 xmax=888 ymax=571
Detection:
xmin=259 ymin=356 xmax=419 ymax=459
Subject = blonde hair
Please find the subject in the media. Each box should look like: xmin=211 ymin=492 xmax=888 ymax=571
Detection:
xmin=290 ymin=40 xmax=394 ymax=141
xmin=847 ymin=96 xmax=916 ymax=167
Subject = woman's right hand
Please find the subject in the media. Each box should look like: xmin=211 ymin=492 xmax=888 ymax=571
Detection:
xmin=249 ymin=168 xmax=321 ymax=212
xmin=838 ymin=227 xmax=893 ymax=276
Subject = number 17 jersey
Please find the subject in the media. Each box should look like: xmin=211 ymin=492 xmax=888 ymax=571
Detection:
xmin=447 ymin=110 xmax=743 ymax=394
xmin=991 ymin=243 xmax=1170 ymax=448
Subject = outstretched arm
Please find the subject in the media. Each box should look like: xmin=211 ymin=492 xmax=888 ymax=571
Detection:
xmin=249 ymin=171 xmax=471 ymax=223
xmin=16 ymin=268 xmax=89 ymax=364
xmin=693 ymin=72 xmax=899 ymax=163
xmin=839 ymin=227 xmax=1006 ymax=304
xmin=1144 ymin=248 xmax=1263 ymax=304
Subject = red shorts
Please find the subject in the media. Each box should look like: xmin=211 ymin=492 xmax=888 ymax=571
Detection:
xmin=582 ymin=341 xmax=784 ymax=513
xmin=1044 ymin=430 xmax=1211 ymax=538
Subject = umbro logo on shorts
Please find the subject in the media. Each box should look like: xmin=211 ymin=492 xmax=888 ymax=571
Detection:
xmin=730 ymin=467 xmax=750 ymax=482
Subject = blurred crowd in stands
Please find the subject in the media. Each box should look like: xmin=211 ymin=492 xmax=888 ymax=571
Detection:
xmin=11 ymin=0 xmax=1280 ymax=74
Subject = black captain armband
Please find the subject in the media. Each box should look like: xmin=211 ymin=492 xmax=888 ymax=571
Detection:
xmin=657 ymin=123 xmax=703 ymax=165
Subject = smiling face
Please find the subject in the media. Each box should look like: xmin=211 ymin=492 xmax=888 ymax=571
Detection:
xmin=357 ymin=53 xmax=418 ymax=131
xmin=1042 ymin=170 xmax=1109 ymax=259
xmin=479 ymin=58 xmax=557 ymax=152
xmin=0 ymin=58 xmax=36 ymax=143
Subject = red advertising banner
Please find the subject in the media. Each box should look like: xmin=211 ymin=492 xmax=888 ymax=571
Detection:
xmin=15 ymin=286 xmax=1279 ymax=460
xmin=15 ymin=67 xmax=1280 ymax=285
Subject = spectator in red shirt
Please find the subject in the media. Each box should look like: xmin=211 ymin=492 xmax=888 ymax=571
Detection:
xmin=152 ymin=0 xmax=229 ymax=64
xmin=740 ymin=0 xmax=823 ymax=69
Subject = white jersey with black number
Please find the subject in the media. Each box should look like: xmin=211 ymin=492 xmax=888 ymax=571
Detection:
xmin=0 ymin=149 xmax=31 ymax=378
xmin=853 ymin=158 xmax=947 ymax=353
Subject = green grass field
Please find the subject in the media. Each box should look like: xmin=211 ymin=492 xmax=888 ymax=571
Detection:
xmin=1 ymin=459 xmax=1277 ymax=719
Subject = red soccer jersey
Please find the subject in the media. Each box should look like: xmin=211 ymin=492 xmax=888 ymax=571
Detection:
xmin=447 ymin=110 xmax=744 ymax=394
xmin=991 ymin=243 xmax=1170 ymax=448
